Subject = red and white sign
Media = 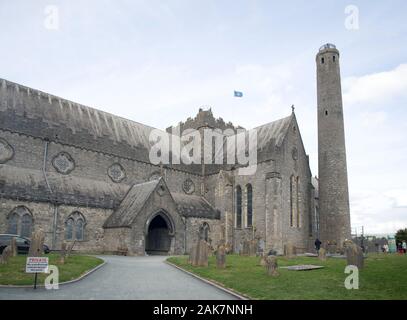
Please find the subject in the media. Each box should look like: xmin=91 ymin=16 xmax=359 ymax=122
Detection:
xmin=26 ymin=257 xmax=49 ymax=273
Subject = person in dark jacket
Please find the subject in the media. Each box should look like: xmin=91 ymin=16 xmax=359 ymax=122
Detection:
xmin=315 ymin=238 xmax=322 ymax=252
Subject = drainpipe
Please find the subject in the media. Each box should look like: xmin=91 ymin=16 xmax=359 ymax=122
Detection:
xmin=182 ymin=217 xmax=187 ymax=254
xmin=42 ymin=140 xmax=52 ymax=193
xmin=42 ymin=140 xmax=58 ymax=250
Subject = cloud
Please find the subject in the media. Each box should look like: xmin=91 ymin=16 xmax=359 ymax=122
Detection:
xmin=343 ymin=63 xmax=407 ymax=106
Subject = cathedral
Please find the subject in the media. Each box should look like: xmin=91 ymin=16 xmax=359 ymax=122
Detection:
xmin=0 ymin=44 xmax=351 ymax=255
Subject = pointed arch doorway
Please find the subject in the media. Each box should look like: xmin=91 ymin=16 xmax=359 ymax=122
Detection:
xmin=145 ymin=211 xmax=174 ymax=255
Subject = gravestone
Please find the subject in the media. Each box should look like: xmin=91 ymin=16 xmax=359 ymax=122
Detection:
xmin=345 ymin=242 xmax=364 ymax=269
xmin=10 ymin=237 xmax=17 ymax=257
xmin=259 ymin=253 xmax=267 ymax=266
xmin=249 ymin=239 xmax=257 ymax=256
xmin=285 ymin=243 xmax=296 ymax=258
xmin=258 ymin=239 xmax=265 ymax=256
xmin=241 ymin=241 xmax=250 ymax=255
xmin=28 ymin=229 xmax=45 ymax=257
xmin=0 ymin=246 xmax=13 ymax=264
xmin=197 ymin=240 xmax=209 ymax=267
xmin=188 ymin=243 xmax=198 ymax=265
xmin=216 ymin=244 xmax=226 ymax=269
xmin=318 ymin=248 xmax=327 ymax=261
xmin=191 ymin=240 xmax=209 ymax=267
xmin=266 ymin=256 xmax=279 ymax=276
xmin=59 ymin=242 xmax=67 ymax=264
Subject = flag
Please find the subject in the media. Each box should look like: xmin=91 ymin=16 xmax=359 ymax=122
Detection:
xmin=234 ymin=90 xmax=243 ymax=98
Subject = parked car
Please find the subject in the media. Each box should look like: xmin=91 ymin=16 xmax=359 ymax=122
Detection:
xmin=0 ymin=234 xmax=50 ymax=255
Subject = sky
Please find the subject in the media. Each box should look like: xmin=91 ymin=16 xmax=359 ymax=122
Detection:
xmin=0 ymin=0 xmax=406 ymax=235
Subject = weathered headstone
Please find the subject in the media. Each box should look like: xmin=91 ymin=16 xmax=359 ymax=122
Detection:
xmin=0 ymin=246 xmax=13 ymax=264
xmin=345 ymin=242 xmax=364 ymax=269
xmin=265 ymin=256 xmax=279 ymax=276
xmin=259 ymin=253 xmax=267 ymax=266
xmin=59 ymin=242 xmax=67 ymax=264
xmin=28 ymin=229 xmax=45 ymax=257
xmin=258 ymin=239 xmax=265 ymax=256
xmin=216 ymin=244 xmax=226 ymax=269
xmin=249 ymin=239 xmax=257 ymax=256
xmin=318 ymin=247 xmax=327 ymax=261
xmin=10 ymin=237 xmax=17 ymax=257
xmin=285 ymin=243 xmax=296 ymax=258
xmin=241 ymin=241 xmax=250 ymax=255
xmin=197 ymin=240 xmax=209 ymax=267
xmin=191 ymin=240 xmax=209 ymax=267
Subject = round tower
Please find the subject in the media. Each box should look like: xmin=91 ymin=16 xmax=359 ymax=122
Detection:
xmin=316 ymin=43 xmax=351 ymax=250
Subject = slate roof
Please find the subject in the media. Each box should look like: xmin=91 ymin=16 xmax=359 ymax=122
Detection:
xmin=172 ymin=193 xmax=220 ymax=219
xmin=103 ymin=179 xmax=160 ymax=228
xmin=0 ymin=164 xmax=129 ymax=208
xmin=0 ymin=78 xmax=157 ymax=163
xmin=0 ymin=78 xmax=296 ymax=175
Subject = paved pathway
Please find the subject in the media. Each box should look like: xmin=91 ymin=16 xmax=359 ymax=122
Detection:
xmin=0 ymin=255 xmax=237 ymax=300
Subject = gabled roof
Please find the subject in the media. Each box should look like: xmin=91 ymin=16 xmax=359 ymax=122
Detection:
xmin=255 ymin=114 xmax=293 ymax=149
xmin=213 ymin=113 xmax=294 ymax=163
xmin=103 ymin=179 xmax=160 ymax=228
xmin=172 ymin=193 xmax=220 ymax=219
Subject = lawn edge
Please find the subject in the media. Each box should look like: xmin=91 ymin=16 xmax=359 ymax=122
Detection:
xmin=165 ymin=259 xmax=252 ymax=300
xmin=0 ymin=256 xmax=106 ymax=288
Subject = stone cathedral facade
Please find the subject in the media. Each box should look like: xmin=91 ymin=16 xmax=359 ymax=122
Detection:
xmin=0 ymin=44 xmax=350 ymax=255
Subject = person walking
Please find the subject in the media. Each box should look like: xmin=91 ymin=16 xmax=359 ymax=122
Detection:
xmin=315 ymin=238 xmax=322 ymax=253
xmin=402 ymin=240 xmax=407 ymax=254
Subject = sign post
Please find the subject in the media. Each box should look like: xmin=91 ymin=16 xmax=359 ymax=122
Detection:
xmin=26 ymin=257 xmax=49 ymax=289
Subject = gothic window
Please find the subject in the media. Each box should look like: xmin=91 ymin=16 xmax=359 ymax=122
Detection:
xmin=290 ymin=175 xmax=295 ymax=227
xmin=321 ymin=57 xmax=324 ymax=64
xmin=199 ymin=222 xmax=210 ymax=242
xmin=65 ymin=218 xmax=74 ymax=240
xmin=21 ymin=214 xmax=33 ymax=238
xmin=236 ymin=185 xmax=242 ymax=228
xmin=7 ymin=213 xmax=18 ymax=234
xmin=296 ymin=177 xmax=300 ymax=228
xmin=246 ymin=184 xmax=253 ymax=227
xmin=7 ymin=206 xmax=33 ymax=236
xmin=65 ymin=212 xmax=86 ymax=241
xmin=333 ymin=55 xmax=336 ymax=62
xmin=75 ymin=218 xmax=84 ymax=241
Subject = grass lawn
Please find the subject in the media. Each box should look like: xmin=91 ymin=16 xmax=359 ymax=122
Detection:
xmin=167 ymin=254 xmax=407 ymax=300
xmin=0 ymin=254 xmax=103 ymax=286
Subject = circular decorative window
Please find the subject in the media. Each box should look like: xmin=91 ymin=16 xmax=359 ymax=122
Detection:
xmin=0 ymin=138 xmax=14 ymax=164
xmin=292 ymin=147 xmax=298 ymax=160
xmin=52 ymin=152 xmax=75 ymax=174
xmin=183 ymin=178 xmax=195 ymax=194
xmin=108 ymin=163 xmax=126 ymax=183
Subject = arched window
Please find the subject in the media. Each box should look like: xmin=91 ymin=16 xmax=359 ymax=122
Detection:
xmin=65 ymin=212 xmax=86 ymax=241
xmin=246 ymin=184 xmax=253 ymax=227
xmin=199 ymin=222 xmax=210 ymax=242
xmin=290 ymin=176 xmax=295 ymax=227
xmin=296 ymin=176 xmax=300 ymax=228
xmin=236 ymin=185 xmax=242 ymax=228
xmin=76 ymin=219 xmax=84 ymax=241
xmin=21 ymin=214 xmax=33 ymax=237
xmin=65 ymin=218 xmax=74 ymax=240
xmin=7 ymin=213 xmax=18 ymax=234
xmin=7 ymin=206 xmax=33 ymax=236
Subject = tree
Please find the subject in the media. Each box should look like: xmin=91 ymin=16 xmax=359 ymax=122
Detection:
xmin=395 ymin=228 xmax=407 ymax=245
